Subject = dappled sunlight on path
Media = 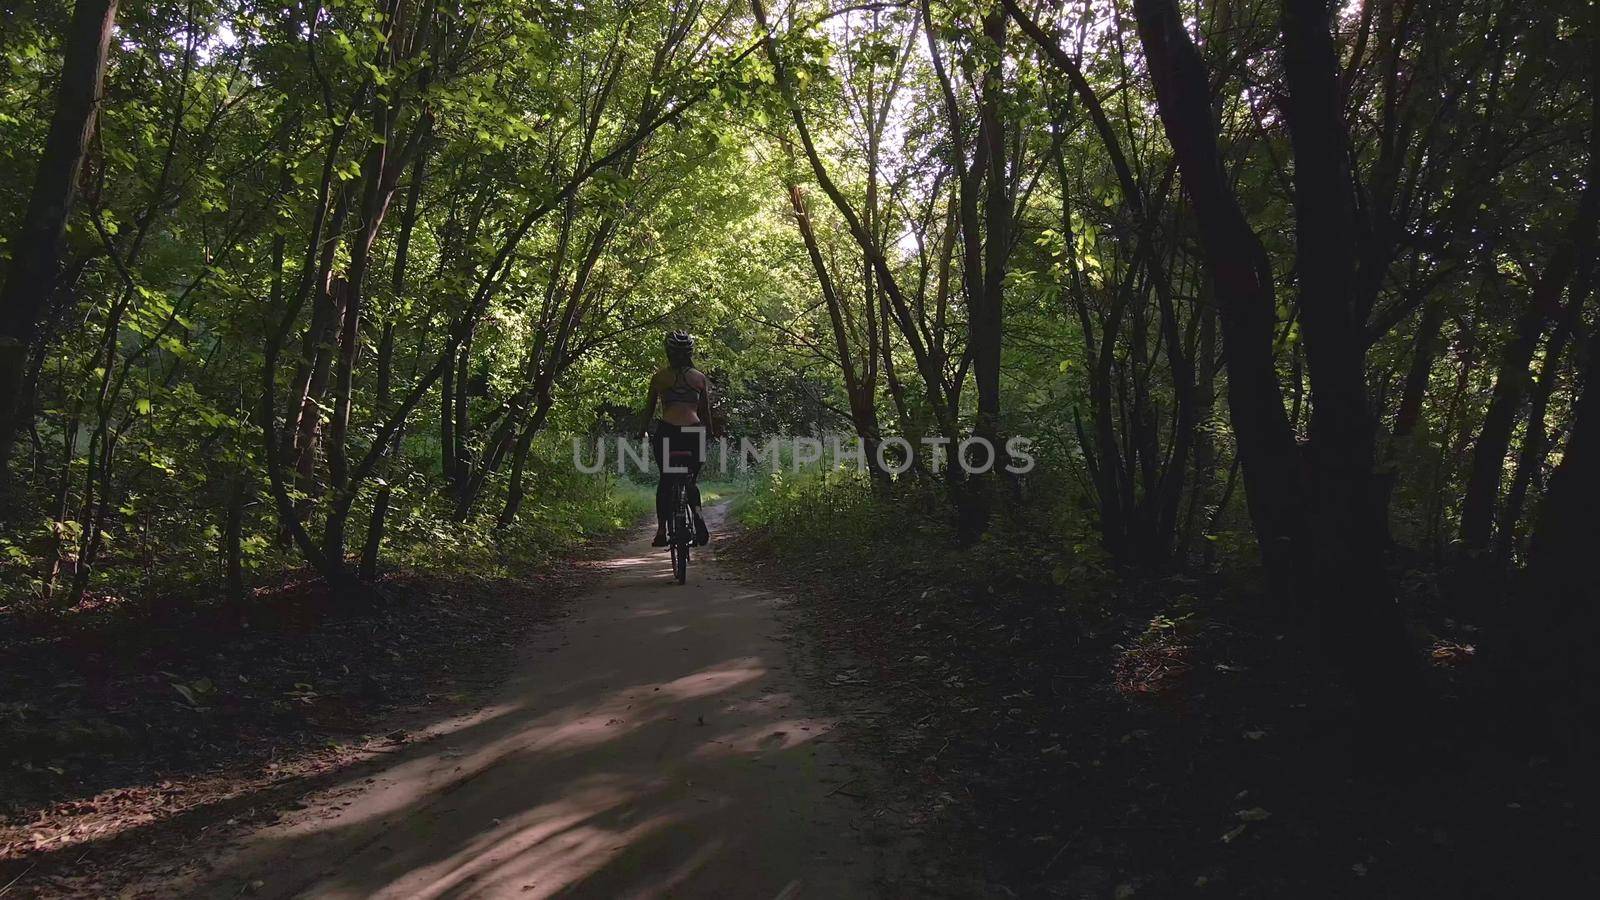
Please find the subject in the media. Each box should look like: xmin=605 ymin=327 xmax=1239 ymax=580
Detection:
xmin=166 ymin=510 xmax=889 ymax=899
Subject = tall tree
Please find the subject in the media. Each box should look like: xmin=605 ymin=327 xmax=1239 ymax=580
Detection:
xmin=1131 ymin=0 xmax=1306 ymax=594
xmin=0 ymin=0 xmax=118 ymax=482
xmin=1132 ymin=0 xmax=1419 ymax=723
xmin=1459 ymin=102 xmax=1600 ymax=553
xmin=1278 ymin=0 xmax=1416 ymax=717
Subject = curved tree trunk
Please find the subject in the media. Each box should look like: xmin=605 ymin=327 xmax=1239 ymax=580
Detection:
xmin=1459 ymin=302 xmax=1557 ymax=552
xmin=498 ymin=395 xmax=555 ymax=527
xmin=1132 ymin=0 xmax=1307 ymax=600
xmin=1461 ymin=92 xmax=1600 ymax=552
xmin=1497 ymin=302 xmax=1584 ymax=562
xmin=1134 ymin=0 xmax=1420 ymax=734
xmin=0 ymin=0 xmax=119 ymax=482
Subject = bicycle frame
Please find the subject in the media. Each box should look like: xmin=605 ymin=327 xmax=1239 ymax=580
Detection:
xmin=664 ymin=459 xmax=696 ymax=585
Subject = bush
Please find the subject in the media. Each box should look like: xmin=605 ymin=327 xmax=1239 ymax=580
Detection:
xmin=733 ymin=465 xmax=1118 ymax=605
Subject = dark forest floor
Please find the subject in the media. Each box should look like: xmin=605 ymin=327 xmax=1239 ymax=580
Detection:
xmin=3 ymin=512 xmax=1594 ymax=898
xmin=0 ymin=541 xmax=623 ymax=894
xmin=719 ymin=525 xmax=1598 ymax=898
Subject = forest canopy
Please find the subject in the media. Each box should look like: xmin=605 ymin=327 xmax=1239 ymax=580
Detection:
xmin=2 ymin=0 xmax=1598 ymax=724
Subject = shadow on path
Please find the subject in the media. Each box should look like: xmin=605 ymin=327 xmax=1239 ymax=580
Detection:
xmin=107 ymin=507 xmax=903 ymax=899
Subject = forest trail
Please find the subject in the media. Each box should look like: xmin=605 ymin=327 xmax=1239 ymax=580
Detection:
xmin=163 ymin=507 xmax=900 ymax=899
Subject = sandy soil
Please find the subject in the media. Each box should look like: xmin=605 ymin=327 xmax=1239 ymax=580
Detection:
xmin=145 ymin=508 xmax=908 ymax=899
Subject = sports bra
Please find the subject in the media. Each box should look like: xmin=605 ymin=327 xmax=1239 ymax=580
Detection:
xmin=662 ymin=367 xmax=702 ymax=406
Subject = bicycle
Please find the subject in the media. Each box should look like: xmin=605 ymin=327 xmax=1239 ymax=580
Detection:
xmin=663 ymin=448 xmax=697 ymax=584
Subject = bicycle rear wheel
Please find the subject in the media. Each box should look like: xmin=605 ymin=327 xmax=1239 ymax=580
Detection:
xmin=672 ymin=482 xmax=690 ymax=584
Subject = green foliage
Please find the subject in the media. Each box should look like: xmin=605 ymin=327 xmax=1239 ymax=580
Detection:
xmin=736 ymin=466 xmax=1116 ymax=606
xmin=383 ymin=454 xmax=652 ymax=577
xmin=1 ymin=0 xmax=1592 ymax=618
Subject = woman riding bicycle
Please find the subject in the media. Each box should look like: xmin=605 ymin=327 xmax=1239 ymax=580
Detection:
xmin=640 ymin=331 xmax=712 ymax=547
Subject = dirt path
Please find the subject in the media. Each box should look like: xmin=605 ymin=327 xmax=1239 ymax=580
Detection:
xmin=159 ymin=508 xmax=906 ymax=899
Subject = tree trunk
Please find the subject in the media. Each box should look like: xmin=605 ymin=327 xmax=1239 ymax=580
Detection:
xmin=323 ymin=135 xmax=393 ymax=571
xmin=753 ymin=0 xmax=960 ymax=454
xmin=1516 ymin=313 xmax=1600 ymax=738
xmin=291 ymin=276 xmax=347 ymax=482
xmin=1461 ymin=81 xmax=1600 ymax=553
xmin=376 ymin=320 xmax=395 ymax=411
xmin=1378 ymin=293 xmax=1445 ymax=543
xmin=1011 ymin=0 xmax=1193 ymax=561
xmin=360 ymin=485 xmax=392 ymax=582
xmin=1279 ymin=0 xmax=1417 ymax=724
xmin=972 ymin=6 xmax=1010 ymax=451
xmin=784 ymin=180 xmax=882 ymax=471
xmin=452 ymin=324 xmax=472 ymax=488
xmin=1180 ymin=302 xmax=1218 ymax=567
xmin=1132 ymin=0 xmax=1307 ymax=599
xmin=224 ymin=471 xmax=248 ymax=607
xmin=1498 ymin=305 xmax=1583 ymax=562
xmin=288 ymin=191 xmax=352 ymax=465
xmin=440 ymin=345 xmax=456 ymax=481
xmin=499 ymin=395 xmax=555 ymax=527
xmin=1526 ymin=326 xmax=1600 ymax=589
xmin=0 ymin=0 xmax=119 ymax=479
xmin=1459 ymin=302 xmax=1556 ymax=552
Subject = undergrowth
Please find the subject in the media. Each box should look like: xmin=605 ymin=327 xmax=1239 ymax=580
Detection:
xmin=1 ymin=440 xmax=658 ymax=621
xmin=735 ymin=466 xmax=1118 ymax=608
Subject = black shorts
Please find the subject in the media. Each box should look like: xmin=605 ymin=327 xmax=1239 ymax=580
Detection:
xmin=652 ymin=421 xmax=705 ymax=476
